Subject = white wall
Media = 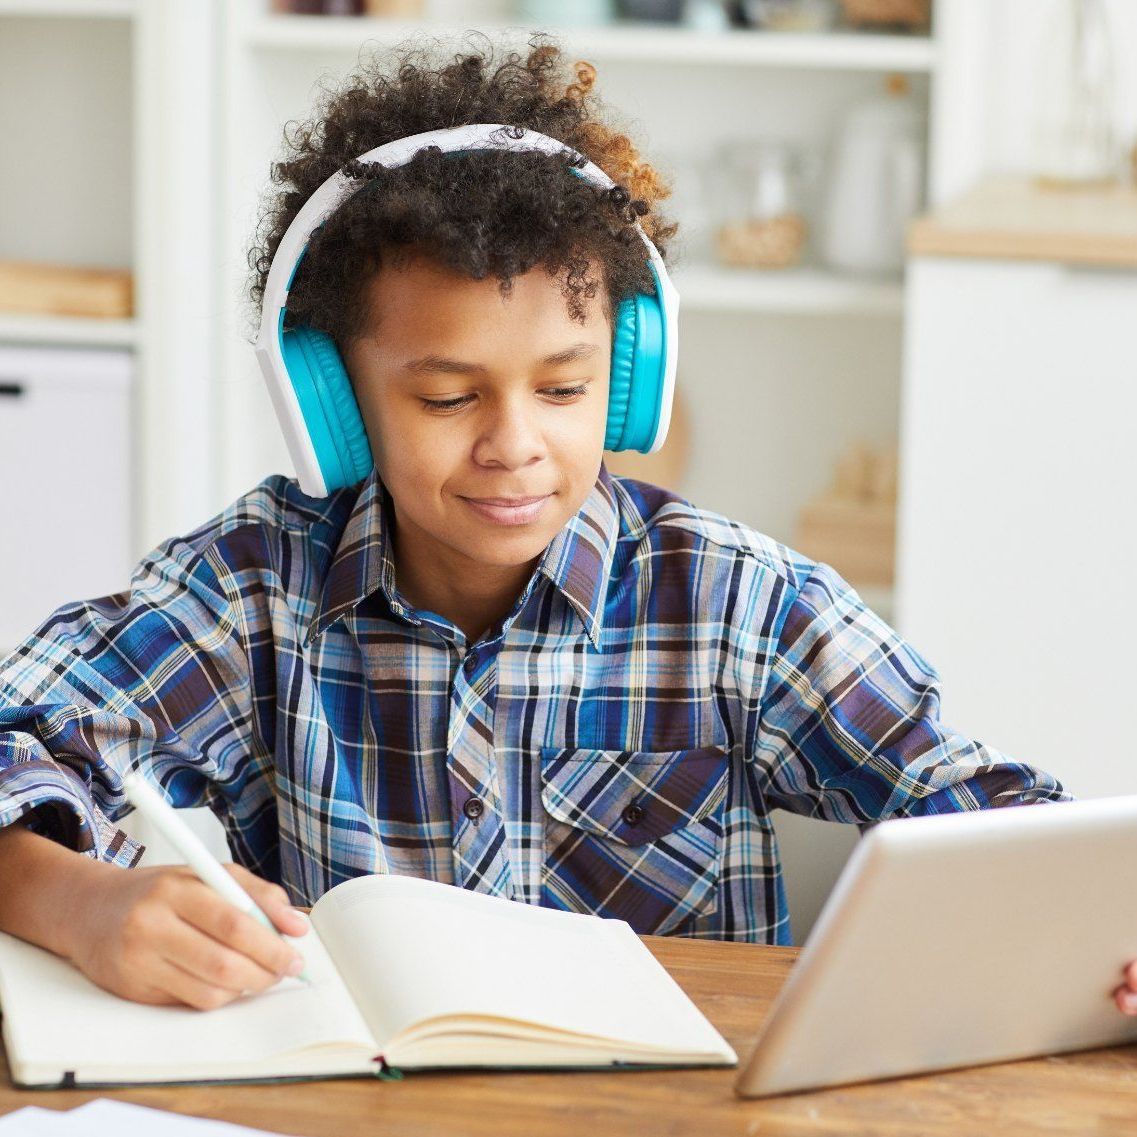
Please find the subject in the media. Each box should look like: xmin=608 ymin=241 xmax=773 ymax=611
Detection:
xmin=984 ymin=0 xmax=1137 ymax=178
xmin=0 ymin=18 xmax=133 ymax=270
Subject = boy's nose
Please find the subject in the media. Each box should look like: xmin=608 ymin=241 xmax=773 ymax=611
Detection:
xmin=472 ymin=401 xmax=547 ymax=470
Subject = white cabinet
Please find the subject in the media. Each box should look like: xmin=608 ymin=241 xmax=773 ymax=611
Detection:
xmin=0 ymin=0 xmax=219 ymax=561
xmin=0 ymin=346 xmax=133 ymax=651
xmin=897 ymin=254 xmax=1137 ymax=799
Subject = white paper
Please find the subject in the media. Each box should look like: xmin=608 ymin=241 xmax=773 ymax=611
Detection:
xmin=0 ymin=1106 xmax=75 ymax=1134
xmin=0 ymin=1099 xmax=305 ymax=1136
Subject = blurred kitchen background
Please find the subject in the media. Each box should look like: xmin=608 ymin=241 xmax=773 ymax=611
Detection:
xmin=1 ymin=0 xmax=1134 ymax=942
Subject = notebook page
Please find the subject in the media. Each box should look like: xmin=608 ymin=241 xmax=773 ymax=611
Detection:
xmin=312 ymin=874 xmax=730 ymax=1056
xmin=0 ymin=920 xmax=376 ymax=1079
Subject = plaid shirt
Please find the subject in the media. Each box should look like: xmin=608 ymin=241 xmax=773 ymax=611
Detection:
xmin=0 ymin=466 xmax=1068 ymax=943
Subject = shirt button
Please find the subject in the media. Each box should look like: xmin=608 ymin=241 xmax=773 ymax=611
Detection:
xmin=463 ymin=796 xmax=485 ymax=821
xmin=463 ymin=651 xmax=478 ymax=676
xmin=622 ymin=802 xmax=645 ymax=827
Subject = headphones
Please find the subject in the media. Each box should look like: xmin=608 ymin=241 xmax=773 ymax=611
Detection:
xmin=255 ymin=123 xmax=680 ymax=498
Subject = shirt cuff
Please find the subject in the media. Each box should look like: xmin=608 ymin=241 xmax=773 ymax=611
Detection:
xmin=0 ymin=756 xmax=145 ymax=869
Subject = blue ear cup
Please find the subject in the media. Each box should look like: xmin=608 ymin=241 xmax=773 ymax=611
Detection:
xmin=280 ymin=325 xmax=374 ymax=492
xmin=605 ymin=283 xmax=667 ymax=453
xmin=565 ymin=162 xmax=668 ymax=454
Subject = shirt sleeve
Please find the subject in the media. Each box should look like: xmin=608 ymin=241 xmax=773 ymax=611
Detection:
xmin=0 ymin=534 xmax=258 ymax=868
xmin=755 ymin=561 xmax=1072 ymax=822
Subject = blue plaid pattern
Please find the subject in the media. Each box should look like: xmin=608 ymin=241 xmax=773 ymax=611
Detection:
xmin=0 ymin=465 xmax=1069 ymax=942
xmin=541 ymin=746 xmax=730 ymax=936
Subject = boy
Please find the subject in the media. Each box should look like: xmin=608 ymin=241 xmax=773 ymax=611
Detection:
xmin=1 ymin=36 xmax=1134 ymax=1017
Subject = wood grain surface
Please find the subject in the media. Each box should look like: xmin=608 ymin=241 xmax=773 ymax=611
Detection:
xmin=907 ymin=174 xmax=1137 ymax=267
xmin=4 ymin=937 xmax=1137 ymax=1135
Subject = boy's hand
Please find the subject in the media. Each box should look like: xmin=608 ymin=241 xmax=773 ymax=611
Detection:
xmin=64 ymin=860 xmax=309 ymax=1011
xmin=1114 ymin=964 xmax=1137 ymax=1016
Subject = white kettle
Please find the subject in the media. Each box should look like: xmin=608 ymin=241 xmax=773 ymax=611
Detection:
xmin=821 ymin=74 xmax=927 ymax=276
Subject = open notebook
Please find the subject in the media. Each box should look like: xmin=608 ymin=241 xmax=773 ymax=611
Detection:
xmin=0 ymin=874 xmax=736 ymax=1088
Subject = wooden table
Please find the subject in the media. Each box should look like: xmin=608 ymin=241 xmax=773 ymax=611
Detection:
xmin=4 ymin=938 xmax=1137 ymax=1136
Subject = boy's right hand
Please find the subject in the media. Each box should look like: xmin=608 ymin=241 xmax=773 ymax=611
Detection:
xmin=0 ymin=827 xmax=306 ymax=1014
xmin=65 ymin=860 xmax=309 ymax=1011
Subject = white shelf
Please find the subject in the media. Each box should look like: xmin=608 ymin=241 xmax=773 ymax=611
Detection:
xmin=245 ymin=16 xmax=936 ymax=72
xmin=0 ymin=0 xmax=134 ymax=17
xmin=673 ymin=263 xmax=903 ymax=316
xmin=0 ymin=313 xmax=138 ymax=349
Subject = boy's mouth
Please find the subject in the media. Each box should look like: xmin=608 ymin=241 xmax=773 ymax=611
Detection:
xmin=460 ymin=494 xmax=552 ymax=526
xmin=465 ymin=495 xmax=549 ymax=506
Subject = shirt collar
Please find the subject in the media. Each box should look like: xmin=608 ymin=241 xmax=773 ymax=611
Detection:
xmin=306 ymin=465 xmax=620 ymax=650
xmin=535 ymin=464 xmax=619 ymax=649
xmin=305 ymin=470 xmax=408 ymax=648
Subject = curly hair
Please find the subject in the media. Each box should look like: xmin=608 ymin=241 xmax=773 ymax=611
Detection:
xmin=244 ymin=31 xmax=679 ymax=351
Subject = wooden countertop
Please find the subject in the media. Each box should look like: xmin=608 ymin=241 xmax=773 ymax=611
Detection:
xmin=907 ymin=174 xmax=1137 ymax=267
xmin=7 ymin=937 xmax=1137 ymax=1135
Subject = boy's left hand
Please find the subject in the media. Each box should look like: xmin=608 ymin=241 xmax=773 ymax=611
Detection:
xmin=1113 ymin=964 xmax=1137 ymax=1015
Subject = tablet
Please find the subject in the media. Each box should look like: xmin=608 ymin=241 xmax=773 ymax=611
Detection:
xmin=735 ymin=794 xmax=1137 ymax=1098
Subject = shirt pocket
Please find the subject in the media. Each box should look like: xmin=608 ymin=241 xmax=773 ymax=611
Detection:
xmin=539 ymin=746 xmax=730 ymax=936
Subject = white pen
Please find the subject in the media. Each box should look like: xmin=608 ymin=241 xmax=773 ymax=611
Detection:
xmin=121 ymin=772 xmax=310 ymax=985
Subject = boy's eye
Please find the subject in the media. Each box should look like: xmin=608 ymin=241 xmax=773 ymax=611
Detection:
xmin=420 ymin=385 xmax=589 ymax=413
xmin=543 ymin=384 xmax=589 ymax=402
xmin=421 ymin=394 xmax=474 ymax=412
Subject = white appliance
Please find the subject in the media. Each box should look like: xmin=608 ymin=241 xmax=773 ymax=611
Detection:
xmin=822 ymin=75 xmax=927 ymax=276
xmin=0 ymin=345 xmax=133 ymax=653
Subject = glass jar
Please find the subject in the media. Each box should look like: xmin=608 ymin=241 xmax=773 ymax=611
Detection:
xmin=1031 ymin=0 xmax=1119 ymax=188
xmin=738 ymin=0 xmax=838 ymax=31
xmin=705 ymin=139 xmax=814 ymax=269
xmin=518 ymin=0 xmax=616 ymax=24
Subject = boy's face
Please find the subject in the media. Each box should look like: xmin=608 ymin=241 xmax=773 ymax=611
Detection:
xmin=342 ymin=254 xmax=612 ymax=584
